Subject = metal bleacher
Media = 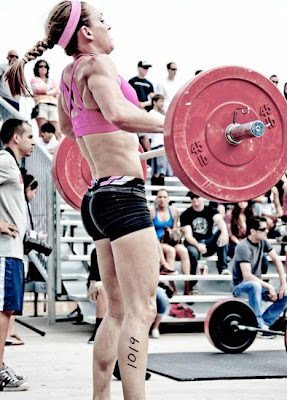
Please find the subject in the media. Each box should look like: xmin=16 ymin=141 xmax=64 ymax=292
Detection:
xmin=58 ymin=172 xmax=287 ymax=325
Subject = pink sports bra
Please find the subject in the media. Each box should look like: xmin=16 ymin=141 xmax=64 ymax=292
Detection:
xmin=60 ymin=56 xmax=138 ymax=137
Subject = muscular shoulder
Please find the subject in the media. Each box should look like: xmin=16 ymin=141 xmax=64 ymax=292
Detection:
xmin=82 ymin=55 xmax=118 ymax=81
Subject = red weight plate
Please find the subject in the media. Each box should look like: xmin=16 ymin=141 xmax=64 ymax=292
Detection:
xmin=165 ymin=66 xmax=287 ymax=202
xmin=52 ymin=137 xmax=92 ymax=210
xmin=52 ymin=138 xmax=148 ymax=210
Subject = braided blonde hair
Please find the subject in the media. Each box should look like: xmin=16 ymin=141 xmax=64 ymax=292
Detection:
xmin=5 ymin=1 xmax=90 ymax=97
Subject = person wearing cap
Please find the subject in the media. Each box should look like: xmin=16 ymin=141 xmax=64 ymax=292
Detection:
xmin=0 ymin=50 xmax=20 ymax=110
xmin=129 ymin=61 xmax=155 ymax=153
xmin=180 ymin=192 xmax=230 ymax=283
xmin=128 ymin=61 xmax=154 ymax=111
xmin=5 ymin=3 xmax=164 ymax=399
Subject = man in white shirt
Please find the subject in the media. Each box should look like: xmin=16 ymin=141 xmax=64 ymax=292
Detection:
xmin=156 ymin=62 xmax=180 ymax=113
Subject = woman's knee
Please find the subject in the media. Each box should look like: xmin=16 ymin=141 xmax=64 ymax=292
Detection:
xmin=164 ymin=245 xmax=176 ymax=258
xmin=126 ymin=295 xmax=157 ymax=326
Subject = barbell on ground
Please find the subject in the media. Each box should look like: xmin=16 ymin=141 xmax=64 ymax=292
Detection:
xmin=204 ymin=299 xmax=287 ymax=354
xmin=52 ymin=65 xmax=287 ymax=210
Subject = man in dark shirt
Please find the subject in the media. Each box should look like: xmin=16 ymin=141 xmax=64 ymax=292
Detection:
xmin=128 ymin=61 xmax=154 ymax=111
xmin=232 ymin=216 xmax=287 ymax=338
xmin=129 ymin=61 xmax=154 ymax=152
xmin=180 ymin=192 xmax=229 ymax=281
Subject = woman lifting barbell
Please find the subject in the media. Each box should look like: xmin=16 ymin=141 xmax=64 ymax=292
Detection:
xmin=6 ymin=2 xmax=164 ymax=399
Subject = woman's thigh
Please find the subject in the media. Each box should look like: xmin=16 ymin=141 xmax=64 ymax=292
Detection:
xmin=111 ymin=227 xmax=159 ymax=310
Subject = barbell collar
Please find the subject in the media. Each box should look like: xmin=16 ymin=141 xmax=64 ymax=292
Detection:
xmin=139 ymin=147 xmax=166 ymax=161
xmin=225 ymin=120 xmax=266 ymax=145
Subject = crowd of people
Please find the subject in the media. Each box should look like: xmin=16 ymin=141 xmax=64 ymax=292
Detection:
xmin=0 ymin=0 xmax=287 ymax=396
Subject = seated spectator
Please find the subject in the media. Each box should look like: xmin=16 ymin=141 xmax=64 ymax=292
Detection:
xmin=149 ymin=189 xmax=191 ymax=295
xmin=252 ymin=186 xmax=282 ymax=237
xmin=180 ymin=192 xmax=229 ymax=278
xmin=226 ymin=201 xmax=253 ymax=258
xmin=232 ymin=216 xmax=287 ymax=338
xmin=36 ymin=122 xmax=60 ymax=155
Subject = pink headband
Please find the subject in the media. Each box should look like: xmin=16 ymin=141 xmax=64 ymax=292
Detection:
xmin=58 ymin=1 xmax=82 ymax=49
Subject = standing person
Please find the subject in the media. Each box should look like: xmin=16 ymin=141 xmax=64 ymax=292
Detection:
xmin=180 ymin=192 xmax=230 ymax=277
xmin=156 ymin=62 xmax=180 ymax=112
xmin=6 ymin=2 xmax=164 ymax=399
xmin=129 ymin=60 xmax=154 ymax=152
xmin=0 ymin=50 xmax=20 ymax=110
xmin=232 ymin=216 xmax=287 ymax=337
xmin=0 ymin=118 xmax=35 ymax=391
xmin=30 ymin=59 xmax=61 ymax=140
xmin=149 ymin=94 xmax=173 ymax=188
xmin=269 ymin=74 xmax=279 ymax=86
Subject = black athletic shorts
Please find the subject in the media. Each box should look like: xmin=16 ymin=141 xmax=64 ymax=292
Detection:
xmin=81 ymin=176 xmax=153 ymax=242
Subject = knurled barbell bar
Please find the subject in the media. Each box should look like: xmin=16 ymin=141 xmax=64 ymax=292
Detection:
xmin=52 ymin=65 xmax=287 ymax=210
xmin=204 ymin=299 xmax=287 ymax=354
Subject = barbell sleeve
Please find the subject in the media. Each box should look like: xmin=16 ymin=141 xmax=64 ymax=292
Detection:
xmin=139 ymin=147 xmax=166 ymax=161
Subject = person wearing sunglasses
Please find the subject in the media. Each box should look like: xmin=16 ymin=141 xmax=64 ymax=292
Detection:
xmin=0 ymin=50 xmax=20 ymax=110
xmin=156 ymin=62 xmax=181 ymax=113
xmin=30 ymin=59 xmax=61 ymax=140
xmin=269 ymin=74 xmax=279 ymax=86
xmin=232 ymin=216 xmax=287 ymax=338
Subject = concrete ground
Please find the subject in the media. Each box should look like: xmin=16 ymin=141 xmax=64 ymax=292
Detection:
xmin=2 ymin=316 xmax=286 ymax=399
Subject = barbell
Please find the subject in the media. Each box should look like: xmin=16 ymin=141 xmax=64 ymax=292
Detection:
xmin=52 ymin=65 xmax=287 ymax=210
xmin=204 ymin=299 xmax=287 ymax=354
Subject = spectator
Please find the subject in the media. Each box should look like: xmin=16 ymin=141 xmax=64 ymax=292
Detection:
xmin=232 ymin=216 xmax=287 ymax=338
xmin=30 ymin=60 xmax=61 ymax=140
xmin=226 ymin=201 xmax=254 ymax=258
xmin=149 ymin=189 xmax=192 ymax=295
xmin=0 ymin=50 xmax=20 ymax=110
xmin=0 ymin=118 xmax=35 ymax=391
xmin=6 ymin=169 xmax=39 ymax=347
xmin=269 ymin=74 xmax=279 ymax=86
xmin=149 ymin=94 xmax=173 ymax=188
xmin=180 ymin=192 xmax=230 ymax=279
xmin=252 ymin=187 xmax=282 ymax=238
xmin=36 ymin=122 xmax=60 ymax=155
xmin=129 ymin=60 xmax=154 ymax=152
xmin=156 ymin=62 xmax=180 ymax=112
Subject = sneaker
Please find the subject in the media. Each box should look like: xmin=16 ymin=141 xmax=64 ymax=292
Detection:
xmin=151 ymin=329 xmax=160 ymax=339
xmin=0 ymin=365 xmax=29 ymax=392
xmin=257 ymin=325 xmax=276 ymax=339
xmin=3 ymin=364 xmax=27 ymax=383
xmin=221 ymin=269 xmax=231 ymax=275
xmin=160 ymin=265 xmax=178 ymax=275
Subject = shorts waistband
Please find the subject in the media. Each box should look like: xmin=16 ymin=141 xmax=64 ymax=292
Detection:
xmin=90 ymin=176 xmax=145 ymax=190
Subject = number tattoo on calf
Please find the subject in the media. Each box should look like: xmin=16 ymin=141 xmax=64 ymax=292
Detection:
xmin=127 ymin=337 xmax=140 ymax=369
